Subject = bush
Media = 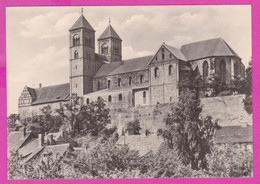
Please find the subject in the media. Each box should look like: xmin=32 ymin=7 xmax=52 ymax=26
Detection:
xmin=126 ymin=120 xmax=141 ymax=135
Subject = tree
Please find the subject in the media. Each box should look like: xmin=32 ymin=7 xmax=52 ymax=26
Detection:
xmin=7 ymin=114 xmax=20 ymax=133
xmin=56 ymin=94 xmax=111 ymax=137
xmin=243 ymin=59 xmax=252 ymax=114
xmin=160 ymin=89 xmax=219 ymax=170
xmin=126 ymin=119 xmax=141 ymax=135
xmin=24 ymin=105 xmax=63 ymax=134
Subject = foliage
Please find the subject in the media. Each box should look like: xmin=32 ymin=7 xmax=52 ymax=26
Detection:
xmin=243 ymin=59 xmax=252 ymax=114
xmin=22 ymin=105 xmax=63 ymax=135
xmin=8 ymin=151 xmax=64 ymax=179
xmin=7 ymin=114 xmax=20 ymax=133
xmin=8 ymin=140 xmax=253 ymax=179
xmin=56 ymin=94 xmax=111 ymax=137
xmin=160 ymin=89 xmax=219 ymax=170
xmin=207 ymin=145 xmax=253 ymax=177
xmin=126 ymin=119 xmax=142 ymax=135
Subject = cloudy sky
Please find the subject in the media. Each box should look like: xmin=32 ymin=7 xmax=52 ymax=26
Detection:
xmin=6 ymin=5 xmax=251 ymax=115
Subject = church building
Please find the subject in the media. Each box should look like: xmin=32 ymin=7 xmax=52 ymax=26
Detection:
xmin=18 ymin=12 xmax=245 ymax=117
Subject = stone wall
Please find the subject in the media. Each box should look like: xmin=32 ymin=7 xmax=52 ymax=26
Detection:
xmin=110 ymin=94 xmax=252 ymax=135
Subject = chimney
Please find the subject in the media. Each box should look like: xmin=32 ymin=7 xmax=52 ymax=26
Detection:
xmin=39 ymin=83 xmax=42 ymax=88
xmin=23 ymin=127 xmax=26 ymax=137
xmin=38 ymin=134 xmax=44 ymax=148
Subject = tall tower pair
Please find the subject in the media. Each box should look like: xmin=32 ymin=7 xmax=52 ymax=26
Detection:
xmin=69 ymin=10 xmax=122 ymax=96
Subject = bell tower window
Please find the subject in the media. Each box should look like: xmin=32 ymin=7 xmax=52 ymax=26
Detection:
xmin=73 ymin=34 xmax=80 ymax=46
xmin=169 ymin=65 xmax=173 ymax=75
xmin=140 ymin=75 xmax=143 ymax=84
xmin=74 ymin=50 xmax=79 ymax=59
xmin=101 ymin=43 xmax=108 ymax=55
xmin=129 ymin=77 xmax=132 ymax=85
xmin=107 ymin=80 xmax=111 ymax=89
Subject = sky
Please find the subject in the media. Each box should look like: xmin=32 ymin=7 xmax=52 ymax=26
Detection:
xmin=6 ymin=5 xmax=251 ymax=115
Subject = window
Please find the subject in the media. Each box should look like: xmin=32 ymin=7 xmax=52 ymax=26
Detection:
xmin=74 ymin=50 xmax=79 ymax=59
xmin=86 ymin=98 xmax=89 ymax=104
xmin=97 ymin=96 xmax=101 ymax=101
xmin=140 ymin=75 xmax=143 ymax=84
xmin=143 ymin=91 xmax=146 ymax=104
xmin=108 ymin=95 xmax=112 ymax=102
xmin=118 ymin=78 xmax=121 ymax=87
xmin=169 ymin=65 xmax=173 ymax=75
xmin=170 ymin=97 xmax=172 ymax=102
xmin=97 ymin=81 xmax=101 ymax=90
xmin=107 ymin=80 xmax=111 ymax=89
xmin=75 ymin=65 xmax=77 ymax=69
xmin=101 ymin=43 xmax=108 ymax=54
xmin=154 ymin=67 xmax=159 ymax=78
xmin=129 ymin=77 xmax=132 ymax=85
xmin=73 ymin=34 xmax=80 ymax=46
xmin=75 ymin=84 xmax=77 ymax=88
xmin=155 ymin=56 xmax=158 ymax=61
xmin=113 ymin=45 xmax=119 ymax=54
xmin=170 ymin=54 xmax=172 ymax=58
xmin=161 ymin=48 xmax=165 ymax=60
xmin=203 ymin=61 xmax=209 ymax=82
xmin=119 ymin=94 xmax=122 ymax=101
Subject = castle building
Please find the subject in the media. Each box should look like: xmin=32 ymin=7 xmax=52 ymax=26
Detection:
xmin=18 ymin=13 xmax=245 ymax=117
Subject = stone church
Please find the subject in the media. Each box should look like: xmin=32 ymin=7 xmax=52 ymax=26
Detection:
xmin=18 ymin=13 xmax=245 ymax=117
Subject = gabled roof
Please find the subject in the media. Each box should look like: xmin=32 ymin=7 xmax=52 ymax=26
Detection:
xmin=98 ymin=24 xmax=122 ymax=41
xmin=8 ymin=131 xmax=33 ymax=152
xmin=31 ymin=83 xmax=70 ymax=105
xmin=69 ymin=15 xmax=95 ymax=32
xmin=180 ymin=38 xmax=241 ymax=61
xmin=95 ymin=55 xmax=153 ymax=78
xmin=214 ymin=125 xmax=252 ymax=144
xmin=164 ymin=43 xmax=187 ymax=61
xmin=18 ymin=138 xmax=38 ymax=157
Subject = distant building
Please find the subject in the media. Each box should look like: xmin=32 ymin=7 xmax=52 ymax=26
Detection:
xmin=18 ymin=12 xmax=245 ymax=117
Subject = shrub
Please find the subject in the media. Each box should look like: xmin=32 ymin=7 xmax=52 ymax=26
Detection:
xmin=126 ymin=120 xmax=141 ymax=135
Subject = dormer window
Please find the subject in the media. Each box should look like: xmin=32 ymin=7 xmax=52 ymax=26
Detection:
xmin=73 ymin=34 xmax=80 ymax=46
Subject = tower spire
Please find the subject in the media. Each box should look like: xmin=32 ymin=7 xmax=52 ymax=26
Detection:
xmin=81 ymin=8 xmax=83 ymax=15
xmin=109 ymin=17 xmax=111 ymax=25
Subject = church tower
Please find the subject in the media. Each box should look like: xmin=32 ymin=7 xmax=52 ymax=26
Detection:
xmin=69 ymin=10 xmax=95 ymax=96
xmin=98 ymin=20 xmax=122 ymax=62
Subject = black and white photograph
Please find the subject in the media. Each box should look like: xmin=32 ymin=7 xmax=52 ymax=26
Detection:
xmin=6 ymin=5 xmax=252 ymax=179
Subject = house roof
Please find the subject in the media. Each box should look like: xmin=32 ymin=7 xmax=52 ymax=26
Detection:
xmin=18 ymin=138 xmax=38 ymax=157
xmin=180 ymin=38 xmax=241 ymax=61
xmin=8 ymin=131 xmax=33 ymax=152
xmin=31 ymin=83 xmax=70 ymax=105
xmin=95 ymin=55 xmax=153 ymax=78
xmin=214 ymin=125 xmax=252 ymax=144
xmin=69 ymin=15 xmax=95 ymax=31
xmin=98 ymin=24 xmax=121 ymax=41
xmin=164 ymin=43 xmax=187 ymax=61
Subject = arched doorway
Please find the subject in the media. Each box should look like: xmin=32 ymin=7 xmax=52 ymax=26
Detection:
xmin=219 ymin=60 xmax=226 ymax=83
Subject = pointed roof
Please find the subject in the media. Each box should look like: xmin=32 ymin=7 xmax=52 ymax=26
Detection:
xmin=98 ymin=24 xmax=122 ymax=41
xmin=69 ymin=15 xmax=95 ymax=32
xmin=180 ymin=38 xmax=241 ymax=61
xmin=163 ymin=43 xmax=187 ymax=61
